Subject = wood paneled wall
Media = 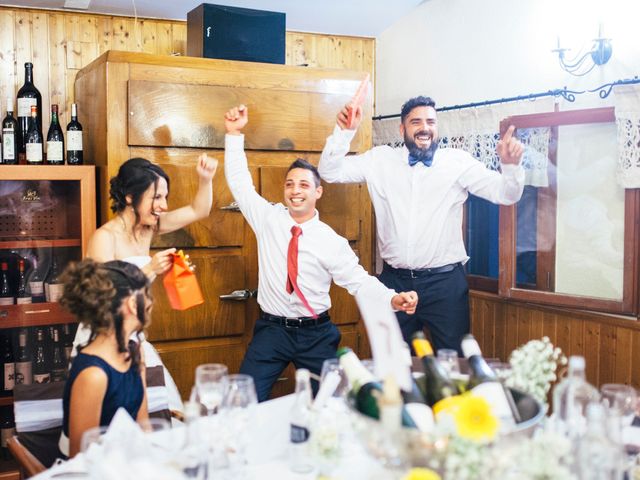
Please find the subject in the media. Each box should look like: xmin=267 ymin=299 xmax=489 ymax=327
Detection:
xmin=470 ymin=291 xmax=640 ymax=390
xmin=0 ymin=6 xmax=375 ymax=133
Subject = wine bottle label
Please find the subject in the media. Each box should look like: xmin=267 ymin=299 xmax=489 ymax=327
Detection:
xmin=51 ymin=368 xmax=67 ymax=383
xmin=29 ymin=281 xmax=44 ymax=296
xmin=48 ymin=282 xmax=65 ymax=302
xmin=471 ymin=383 xmax=516 ymax=425
xmin=46 ymin=141 xmax=63 ymax=161
xmin=45 ymin=282 xmax=50 ymax=302
xmin=1 ymin=426 xmax=16 ymax=449
xmin=2 ymin=132 xmax=15 ymax=160
xmin=33 ymin=373 xmax=51 ymax=384
xmin=17 ymin=98 xmax=36 ymax=117
xmin=15 ymin=362 xmax=32 ymax=385
xmin=67 ymin=131 xmax=83 ymax=151
xmin=0 ymin=297 xmax=13 ymax=306
xmin=16 ymin=296 xmax=32 ymax=305
xmin=290 ymin=424 xmax=310 ymax=443
xmin=3 ymin=363 xmax=15 ymax=391
xmin=26 ymin=143 xmax=43 ymax=163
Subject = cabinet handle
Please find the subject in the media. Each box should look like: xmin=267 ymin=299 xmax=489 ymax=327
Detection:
xmin=219 ymin=201 xmax=241 ymax=212
xmin=219 ymin=289 xmax=257 ymax=301
xmin=25 ymin=309 xmax=51 ymax=314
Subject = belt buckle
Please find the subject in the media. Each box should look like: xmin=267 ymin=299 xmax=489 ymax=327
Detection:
xmin=284 ymin=317 xmax=302 ymax=328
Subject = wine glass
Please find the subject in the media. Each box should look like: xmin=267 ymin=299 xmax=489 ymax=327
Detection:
xmin=437 ymin=349 xmax=461 ymax=376
xmin=195 ymin=363 xmax=229 ymax=416
xmin=600 ymin=383 xmax=638 ymax=425
xmin=220 ymin=374 xmax=257 ymax=471
xmin=320 ymin=358 xmax=348 ymax=398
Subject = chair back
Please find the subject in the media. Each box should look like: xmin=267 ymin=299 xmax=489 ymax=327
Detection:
xmin=145 ymin=365 xmax=172 ymax=422
xmin=13 ymin=381 xmax=65 ymax=467
xmin=7 ymin=435 xmax=46 ymax=477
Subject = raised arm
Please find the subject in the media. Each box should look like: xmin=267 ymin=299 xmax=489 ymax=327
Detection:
xmin=157 ymin=153 xmax=218 ymax=235
xmin=223 ymin=105 xmax=273 ymax=233
xmin=318 ymin=104 xmax=372 ymax=184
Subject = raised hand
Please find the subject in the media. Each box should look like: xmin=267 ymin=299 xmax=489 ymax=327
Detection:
xmin=496 ymin=125 xmax=524 ymax=165
xmin=196 ymin=153 xmax=218 ymax=182
xmin=224 ymin=104 xmax=249 ymax=135
xmin=337 ymin=103 xmax=362 ymax=131
xmin=391 ymin=291 xmax=418 ymax=315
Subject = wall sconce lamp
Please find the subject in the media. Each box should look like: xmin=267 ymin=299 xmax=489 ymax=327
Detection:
xmin=552 ymin=24 xmax=612 ymax=76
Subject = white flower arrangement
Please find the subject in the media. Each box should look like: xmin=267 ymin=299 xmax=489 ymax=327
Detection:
xmin=503 ymin=336 xmax=567 ymax=410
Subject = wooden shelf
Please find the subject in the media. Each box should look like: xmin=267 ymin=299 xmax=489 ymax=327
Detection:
xmin=0 ymin=302 xmax=76 ymax=329
xmin=0 ymin=238 xmax=82 ymax=250
xmin=0 ymin=396 xmax=13 ymax=407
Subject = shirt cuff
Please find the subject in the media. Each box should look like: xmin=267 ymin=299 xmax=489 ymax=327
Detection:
xmin=332 ymin=124 xmax=357 ymax=143
xmin=501 ymin=163 xmax=525 ymax=179
xmin=225 ymin=133 xmax=245 ymax=150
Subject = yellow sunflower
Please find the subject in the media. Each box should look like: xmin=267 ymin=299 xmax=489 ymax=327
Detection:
xmin=452 ymin=394 xmax=499 ymax=441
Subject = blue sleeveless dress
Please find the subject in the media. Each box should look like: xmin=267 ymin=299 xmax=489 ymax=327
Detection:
xmin=62 ymin=353 xmax=144 ymax=436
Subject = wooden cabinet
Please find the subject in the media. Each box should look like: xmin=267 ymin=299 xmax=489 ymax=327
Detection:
xmin=75 ymin=51 xmax=374 ymax=399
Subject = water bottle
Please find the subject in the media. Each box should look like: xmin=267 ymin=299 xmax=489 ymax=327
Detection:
xmin=289 ymin=368 xmax=314 ymax=474
xmin=576 ymin=402 xmax=624 ymax=479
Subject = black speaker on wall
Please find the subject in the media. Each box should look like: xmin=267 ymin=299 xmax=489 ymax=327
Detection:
xmin=187 ymin=3 xmax=286 ymax=64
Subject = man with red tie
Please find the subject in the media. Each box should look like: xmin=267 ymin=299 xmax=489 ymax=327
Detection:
xmin=224 ymin=105 xmax=418 ymax=401
xmin=319 ymin=96 xmax=525 ymax=355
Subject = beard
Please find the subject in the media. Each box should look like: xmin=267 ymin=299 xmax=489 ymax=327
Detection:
xmin=404 ymin=131 xmax=439 ymax=163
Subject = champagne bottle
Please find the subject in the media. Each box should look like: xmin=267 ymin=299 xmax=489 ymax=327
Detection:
xmin=45 ymin=255 xmax=64 ymax=302
xmin=14 ymin=329 xmax=32 ymax=386
xmin=461 ymin=334 xmax=521 ymax=425
xmin=25 ymin=105 xmax=43 ymax=165
xmin=28 ymin=256 xmax=45 ymax=303
xmin=1 ymin=97 xmax=19 ymax=164
xmin=0 ymin=262 xmax=13 ymax=306
xmin=411 ymin=332 xmax=459 ymax=407
xmin=16 ymin=258 xmax=31 ymax=305
xmin=17 ymin=62 xmax=42 ymax=160
xmin=66 ymin=103 xmax=83 ymax=165
xmin=46 ymin=104 xmax=64 ymax=165
xmin=1 ymin=334 xmax=15 ymax=398
xmin=32 ymin=328 xmax=50 ymax=384
xmin=289 ymin=368 xmax=314 ymax=474
xmin=50 ymin=328 xmax=67 ymax=382
xmin=337 ymin=347 xmax=417 ymax=428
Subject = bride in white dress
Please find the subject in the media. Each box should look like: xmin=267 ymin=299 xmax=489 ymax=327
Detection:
xmin=75 ymin=154 xmax=218 ymax=412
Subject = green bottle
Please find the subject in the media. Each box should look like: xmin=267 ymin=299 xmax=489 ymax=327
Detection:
xmin=411 ymin=332 xmax=459 ymax=407
xmin=337 ymin=347 xmax=417 ymax=428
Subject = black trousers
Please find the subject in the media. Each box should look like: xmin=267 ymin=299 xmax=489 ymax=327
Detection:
xmin=239 ymin=314 xmax=341 ymax=402
xmin=378 ymin=262 xmax=470 ymax=355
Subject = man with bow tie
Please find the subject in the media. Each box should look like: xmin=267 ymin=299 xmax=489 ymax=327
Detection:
xmin=319 ymin=96 xmax=524 ymax=354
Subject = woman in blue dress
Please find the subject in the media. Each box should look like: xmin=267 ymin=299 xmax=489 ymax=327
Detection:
xmin=60 ymin=259 xmax=151 ymax=457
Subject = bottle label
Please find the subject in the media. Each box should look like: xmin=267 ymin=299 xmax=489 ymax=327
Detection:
xmin=67 ymin=131 xmax=82 ymax=151
xmin=33 ymin=373 xmax=51 ymax=384
xmin=2 ymin=131 xmax=15 ymax=160
xmin=1 ymin=426 xmax=16 ymax=449
xmin=471 ymin=383 xmax=516 ymax=424
xmin=3 ymin=363 xmax=15 ymax=391
xmin=48 ymin=283 xmax=64 ymax=302
xmin=290 ymin=424 xmax=310 ymax=444
xmin=17 ymin=98 xmax=36 ymax=117
xmin=26 ymin=143 xmax=43 ymax=163
xmin=15 ymin=362 xmax=32 ymax=385
xmin=0 ymin=297 xmax=13 ymax=306
xmin=46 ymin=141 xmax=63 ymax=162
xmin=16 ymin=297 xmax=32 ymax=305
xmin=51 ymin=368 xmax=67 ymax=383
xmin=29 ymin=281 xmax=44 ymax=296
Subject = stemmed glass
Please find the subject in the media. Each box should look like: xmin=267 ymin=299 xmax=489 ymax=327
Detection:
xmin=220 ymin=374 xmax=258 ymax=473
xmin=600 ymin=383 xmax=638 ymax=426
xmin=195 ymin=363 xmax=229 ymax=416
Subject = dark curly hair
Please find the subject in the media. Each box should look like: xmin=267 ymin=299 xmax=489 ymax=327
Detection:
xmin=400 ymin=96 xmax=436 ymax=123
xmin=60 ymin=259 xmax=152 ymax=370
xmin=109 ymin=158 xmax=170 ymax=232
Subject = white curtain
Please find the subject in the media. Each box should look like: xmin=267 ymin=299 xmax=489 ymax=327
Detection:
xmin=613 ymin=85 xmax=640 ymax=188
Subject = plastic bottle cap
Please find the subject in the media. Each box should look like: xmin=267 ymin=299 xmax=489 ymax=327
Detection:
xmin=460 ymin=335 xmax=481 ymax=358
xmin=295 ymin=368 xmax=310 ymax=381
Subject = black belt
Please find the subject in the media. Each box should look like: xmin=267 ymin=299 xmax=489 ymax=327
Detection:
xmin=383 ymin=262 xmax=461 ymax=278
xmin=261 ymin=311 xmax=330 ymax=328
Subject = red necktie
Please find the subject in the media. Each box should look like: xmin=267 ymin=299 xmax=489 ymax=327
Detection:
xmin=286 ymin=225 xmax=317 ymax=318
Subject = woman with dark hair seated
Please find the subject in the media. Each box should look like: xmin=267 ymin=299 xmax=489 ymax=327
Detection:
xmin=60 ymin=259 xmax=152 ymax=457
xmin=74 ymin=155 xmax=218 ymax=413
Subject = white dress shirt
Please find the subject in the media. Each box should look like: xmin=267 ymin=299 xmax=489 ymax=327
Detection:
xmin=225 ymin=134 xmax=396 ymax=318
xmin=319 ymin=126 xmax=525 ymax=270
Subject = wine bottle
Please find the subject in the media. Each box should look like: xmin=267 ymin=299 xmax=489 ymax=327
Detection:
xmin=45 ymin=255 xmax=64 ymax=302
xmin=46 ymin=104 xmax=64 ymax=165
xmin=32 ymin=328 xmax=50 ymax=384
xmin=66 ymin=103 xmax=83 ymax=165
xmin=28 ymin=256 xmax=46 ymax=303
xmin=0 ymin=262 xmax=13 ymax=306
xmin=62 ymin=323 xmax=74 ymax=363
xmin=25 ymin=105 xmax=43 ymax=165
xmin=411 ymin=332 xmax=459 ymax=407
xmin=337 ymin=347 xmax=417 ymax=428
xmin=289 ymin=368 xmax=314 ymax=474
xmin=0 ymin=406 xmax=16 ymax=461
xmin=50 ymin=328 xmax=67 ymax=382
xmin=1 ymin=97 xmax=19 ymax=164
xmin=17 ymin=62 xmax=42 ymax=160
xmin=461 ymin=334 xmax=521 ymax=425
xmin=1 ymin=334 xmax=15 ymax=398
xmin=16 ymin=258 xmax=31 ymax=305
xmin=14 ymin=329 xmax=32 ymax=386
